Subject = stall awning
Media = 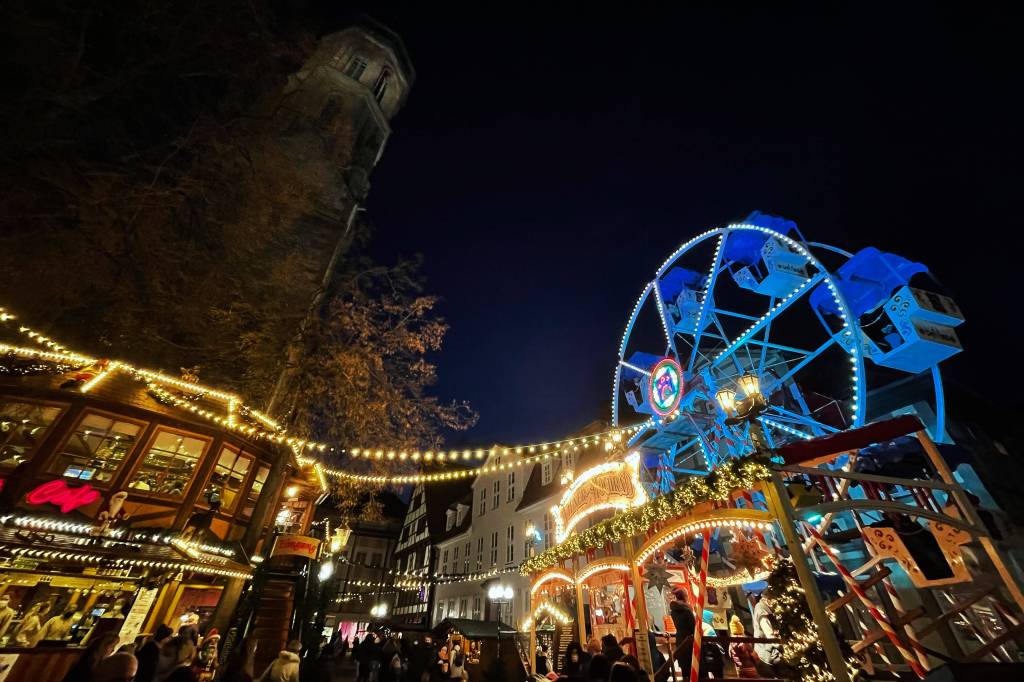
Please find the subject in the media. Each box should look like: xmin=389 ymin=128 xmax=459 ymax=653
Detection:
xmin=777 ymin=415 xmax=925 ymax=466
xmin=432 ymin=618 xmax=516 ymax=640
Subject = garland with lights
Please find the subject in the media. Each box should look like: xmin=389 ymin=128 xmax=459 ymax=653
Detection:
xmin=765 ymin=557 xmax=861 ymax=682
xmin=520 ymin=455 xmax=772 ymax=574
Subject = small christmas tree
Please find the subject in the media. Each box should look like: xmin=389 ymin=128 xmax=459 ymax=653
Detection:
xmin=765 ymin=557 xmax=860 ymax=682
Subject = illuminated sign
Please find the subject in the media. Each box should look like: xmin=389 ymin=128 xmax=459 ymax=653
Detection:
xmin=648 ymin=357 xmax=683 ymax=416
xmin=552 ymin=453 xmax=647 ymax=543
xmin=25 ymin=480 xmax=101 ymax=513
xmin=271 ymin=534 xmax=321 ymax=560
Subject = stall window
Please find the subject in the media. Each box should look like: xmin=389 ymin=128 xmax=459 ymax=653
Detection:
xmin=128 ymin=429 xmax=207 ymax=496
xmin=206 ymin=445 xmax=252 ymax=511
xmin=241 ymin=464 xmax=270 ymax=518
xmin=0 ymin=399 xmax=62 ymax=469
xmin=50 ymin=411 xmax=143 ymax=483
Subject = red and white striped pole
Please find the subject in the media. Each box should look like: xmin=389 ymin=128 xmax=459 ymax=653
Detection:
xmin=802 ymin=522 xmax=927 ymax=678
xmin=690 ymin=529 xmax=711 ymax=682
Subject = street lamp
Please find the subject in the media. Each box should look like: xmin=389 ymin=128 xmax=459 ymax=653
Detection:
xmin=370 ymin=603 xmax=388 ymax=618
xmin=318 ymin=560 xmax=334 ymax=581
xmin=715 ymin=373 xmax=770 ymax=454
xmin=488 ymin=584 xmax=514 ymax=624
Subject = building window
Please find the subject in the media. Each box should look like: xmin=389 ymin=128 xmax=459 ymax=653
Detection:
xmin=0 ymin=400 xmax=62 ymax=469
xmin=128 ymin=429 xmax=207 ymax=496
xmin=373 ymin=67 xmax=390 ymax=103
xmin=453 ymin=545 xmax=460 ymax=573
xmin=448 ymin=599 xmax=456 ymax=617
xmin=354 ymin=551 xmax=366 ymax=566
xmin=371 ymin=552 xmax=382 ymax=568
xmin=541 ymin=460 xmax=553 ymax=486
xmin=442 ymin=549 xmax=449 ymax=574
xmin=507 ymin=471 xmax=515 ymax=502
xmin=345 ymin=56 xmax=368 ymax=80
xmin=437 ymin=603 xmax=444 ymax=623
xmin=464 ymin=541 xmax=471 ymax=573
xmin=206 ymin=445 xmax=252 ymax=511
xmin=506 ymin=525 xmax=515 ymax=564
xmin=479 ymin=488 xmax=486 ymax=516
xmin=543 ymin=512 xmax=553 ymax=550
xmin=476 ymin=537 xmax=484 ymax=570
xmin=459 ymin=598 xmax=467 ymax=617
xmin=51 ymin=411 xmax=143 ymax=483
xmin=493 ymin=480 xmax=500 ymax=509
xmin=490 ymin=531 xmax=498 ymax=566
xmin=472 ymin=596 xmax=482 ymax=620
xmin=241 ymin=464 xmax=269 ymax=519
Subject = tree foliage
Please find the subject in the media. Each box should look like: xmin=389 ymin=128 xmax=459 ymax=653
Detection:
xmin=0 ymin=1 xmax=476 ymax=510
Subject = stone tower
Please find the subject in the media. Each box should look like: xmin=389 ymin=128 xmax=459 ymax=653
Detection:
xmin=263 ymin=17 xmax=415 ymax=417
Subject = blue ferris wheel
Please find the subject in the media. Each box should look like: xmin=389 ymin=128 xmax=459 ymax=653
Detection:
xmin=612 ymin=212 xmax=965 ymax=488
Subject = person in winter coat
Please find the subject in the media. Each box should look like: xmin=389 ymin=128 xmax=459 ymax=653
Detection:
xmin=668 ymin=588 xmax=695 ymax=674
xmin=563 ymin=641 xmax=590 ymax=679
xmin=727 ymin=616 xmax=760 ymax=678
xmin=158 ymin=635 xmax=199 ymax=682
xmin=258 ymin=639 xmax=301 ymax=682
xmin=601 ymin=634 xmax=624 ymax=665
xmin=136 ymin=624 xmax=174 ymax=682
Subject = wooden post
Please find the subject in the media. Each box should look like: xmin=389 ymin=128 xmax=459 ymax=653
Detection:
xmin=764 ymin=472 xmax=853 ymax=682
xmin=573 ymin=558 xmax=587 ymax=645
xmin=625 ymin=537 xmax=654 ymax=673
xmin=916 ymin=430 xmax=1024 ymax=613
xmin=529 ymin=592 xmax=537 ymax=677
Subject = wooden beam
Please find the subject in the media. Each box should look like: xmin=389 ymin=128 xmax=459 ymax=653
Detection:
xmin=915 ymin=585 xmax=998 ymax=638
xmin=826 ymin=566 xmax=891 ymax=612
xmin=965 ymin=622 xmax=1024 ymax=662
xmin=852 ymin=607 xmax=926 ymax=652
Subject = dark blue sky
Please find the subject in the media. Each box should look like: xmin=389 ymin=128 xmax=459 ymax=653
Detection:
xmin=345 ymin=3 xmax=1018 ymax=444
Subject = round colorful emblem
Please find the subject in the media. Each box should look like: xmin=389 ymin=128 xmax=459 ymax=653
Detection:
xmin=648 ymin=357 xmax=683 ymax=416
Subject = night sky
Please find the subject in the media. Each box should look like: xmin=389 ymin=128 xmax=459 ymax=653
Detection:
xmin=335 ymin=3 xmax=1018 ymax=444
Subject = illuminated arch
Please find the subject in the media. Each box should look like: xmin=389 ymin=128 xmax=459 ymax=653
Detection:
xmin=576 ymin=556 xmax=631 ymax=583
xmin=634 ymin=508 xmax=774 ymax=566
xmin=531 ymin=569 xmax=575 ymax=595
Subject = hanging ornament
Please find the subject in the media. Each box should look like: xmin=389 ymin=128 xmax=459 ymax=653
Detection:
xmin=645 ymin=562 xmax=672 ymax=592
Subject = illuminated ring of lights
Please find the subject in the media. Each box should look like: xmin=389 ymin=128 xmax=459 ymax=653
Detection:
xmin=530 ymin=569 xmax=575 ymax=595
xmin=611 ymin=223 xmax=869 ymax=472
xmin=648 ymin=356 xmax=684 ymax=416
xmin=634 ymin=508 xmax=775 ymax=566
xmin=575 ymin=557 xmax=631 ymax=583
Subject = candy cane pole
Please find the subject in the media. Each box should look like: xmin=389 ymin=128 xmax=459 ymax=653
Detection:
xmin=690 ymin=529 xmax=711 ymax=682
xmin=802 ymin=522 xmax=926 ymax=678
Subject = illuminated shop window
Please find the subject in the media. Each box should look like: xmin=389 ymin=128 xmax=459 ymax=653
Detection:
xmin=51 ymin=412 xmax=142 ymax=483
xmin=0 ymin=400 xmax=62 ymax=469
xmin=241 ymin=464 xmax=269 ymax=518
xmin=128 ymin=429 xmax=207 ymax=496
xmin=206 ymin=444 xmax=252 ymax=511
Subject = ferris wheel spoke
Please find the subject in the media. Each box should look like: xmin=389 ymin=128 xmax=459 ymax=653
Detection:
xmin=619 ymin=359 xmax=651 ymax=377
xmin=760 ymin=336 xmax=836 ymax=396
xmin=711 ymin=272 xmax=826 ymax=370
xmin=757 ymin=297 xmax=777 ymax=380
xmin=651 ymin=279 xmax=678 ymax=357
xmin=760 ymin=417 xmax=815 ymax=441
xmin=763 ymin=404 xmax=840 ymax=434
xmin=687 ymin=232 xmax=728 ymax=373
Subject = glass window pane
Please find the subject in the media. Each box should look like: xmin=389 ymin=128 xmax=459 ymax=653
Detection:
xmin=207 ymin=445 xmax=252 ymax=511
xmin=0 ymin=401 xmax=61 ymax=468
xmin=50 ymin=412 xmax=142 ymax=483
xmin=241 ymin=464 xmax=270 ymax=518
xmin=128 ymin=429 xmax=206 ymax=496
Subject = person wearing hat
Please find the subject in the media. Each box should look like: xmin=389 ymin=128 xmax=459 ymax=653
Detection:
xmin=727 ymin=616 xmax=760 ymax=678
xmin=195 ymin=628 xmax=220 ymax=678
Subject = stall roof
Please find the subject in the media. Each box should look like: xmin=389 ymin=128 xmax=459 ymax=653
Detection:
xmin=777 ymin=415 xmax=925 ymax=466
xmin=433 ymin=618 xmax=516 ymax=639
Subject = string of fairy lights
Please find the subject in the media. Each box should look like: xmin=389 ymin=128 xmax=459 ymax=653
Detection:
xmin=0 ymin=304 xmax=648 ymax=486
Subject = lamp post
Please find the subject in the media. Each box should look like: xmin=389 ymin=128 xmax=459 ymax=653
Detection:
xmin=716 ymin=373 xmax=770 ymax=454
xmin=488 ymin=584 xmax=514 ymax=672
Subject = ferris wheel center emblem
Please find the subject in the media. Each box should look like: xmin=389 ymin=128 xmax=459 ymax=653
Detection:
xmin=649 ymin=357 xmax=683 ymax=416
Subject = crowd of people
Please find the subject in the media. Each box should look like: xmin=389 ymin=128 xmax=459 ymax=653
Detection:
xmin=347 ymin=631 xmax=471 ymax=682
xmin=57 ymin=621 xmax=222 ymax=682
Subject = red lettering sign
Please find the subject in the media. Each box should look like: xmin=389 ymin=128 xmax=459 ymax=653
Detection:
xmin=25 ymin=480 xmax=101 ymax=513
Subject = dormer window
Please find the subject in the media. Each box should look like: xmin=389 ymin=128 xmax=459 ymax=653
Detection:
xmin=445 ymin=508 xmax=456 ymax=531
xmin=345 ymin=56 xmax=368 ymax=81
xmin=456 ymin=503 xmax=468 ymax=526
xmin=541 ymin=460 xmax=553 ymax=485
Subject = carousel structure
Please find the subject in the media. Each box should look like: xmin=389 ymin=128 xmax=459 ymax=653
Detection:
xmin=524 ymin=214 xmax=1023 ymax=681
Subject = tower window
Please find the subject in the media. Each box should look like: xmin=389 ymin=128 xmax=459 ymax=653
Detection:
xmin=373 ymin=67 xmax=391 ymax=102
xmin=345 ymin=56 xmax=368 ymax=81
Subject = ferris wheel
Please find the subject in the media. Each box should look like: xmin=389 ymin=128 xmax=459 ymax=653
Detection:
xmin=612 ymin=212 xmax=964 ymax=485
